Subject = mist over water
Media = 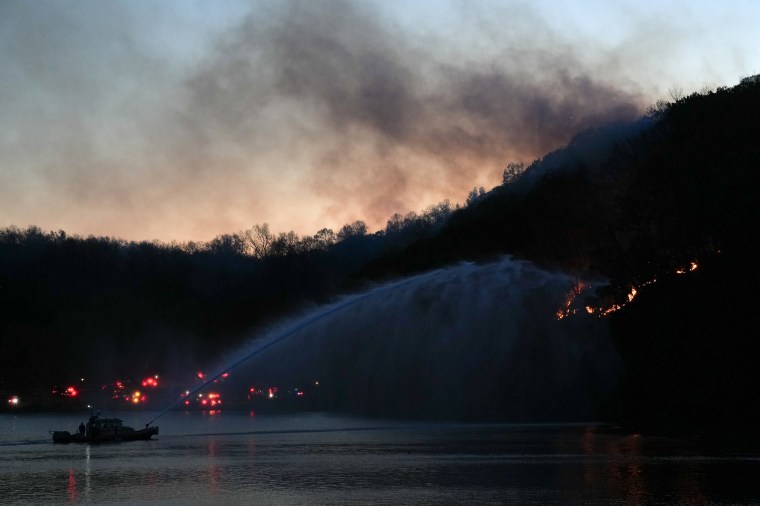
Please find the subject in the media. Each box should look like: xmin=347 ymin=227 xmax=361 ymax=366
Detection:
xmin=216 ymin=257 xmax=620 ymax=422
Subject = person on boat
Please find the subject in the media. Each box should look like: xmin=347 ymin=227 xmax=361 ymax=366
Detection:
xmin=79 ymin=422 xmax=85 ymax=435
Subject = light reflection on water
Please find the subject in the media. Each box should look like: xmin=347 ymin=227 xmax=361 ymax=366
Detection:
xmin=0 ymin=411 xmax=759 ymax=505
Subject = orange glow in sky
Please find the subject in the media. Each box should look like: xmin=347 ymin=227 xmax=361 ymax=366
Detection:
xmin=2 ymin=2 xmax=758 ymax=242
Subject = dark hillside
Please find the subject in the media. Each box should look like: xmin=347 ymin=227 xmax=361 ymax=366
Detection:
xmin=603 ymin=249 xmax=760 ymax=432
xmin=361 ymin=77 xmax=760 ymax=430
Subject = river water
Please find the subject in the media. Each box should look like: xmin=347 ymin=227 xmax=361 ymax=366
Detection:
xmin=1 ymin=411 xmax=759 ymax=505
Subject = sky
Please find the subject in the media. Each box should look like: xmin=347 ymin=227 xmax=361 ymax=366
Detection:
xmin=2 ymin=0 xmax=759 ymax=242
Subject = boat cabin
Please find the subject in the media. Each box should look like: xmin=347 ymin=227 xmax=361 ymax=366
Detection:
xmin=86 ymin=415 xmax=126 ymax=439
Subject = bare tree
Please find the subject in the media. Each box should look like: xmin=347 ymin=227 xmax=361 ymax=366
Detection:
xmin=244 ymin=223 xmax=274 ymax=258
xmin=668 ymin=85 xmax=684 ymax=102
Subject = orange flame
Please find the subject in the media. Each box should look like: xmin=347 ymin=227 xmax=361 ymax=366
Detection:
xmin=555 ymin=281 xmax=589 ymax=320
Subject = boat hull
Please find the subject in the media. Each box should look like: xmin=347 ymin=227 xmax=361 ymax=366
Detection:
xmin=51 ymin=426 xmax=158 ymax=443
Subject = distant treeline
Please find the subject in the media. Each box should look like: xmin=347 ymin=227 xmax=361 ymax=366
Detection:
xmin=2 ymin=75 xmax=760 ymax=430
xmin=0 ymin=200 xmax=456 ymax=389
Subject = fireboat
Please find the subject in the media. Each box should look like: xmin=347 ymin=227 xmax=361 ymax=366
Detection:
xmin=51 ymin=412 xmax=158 ymax=443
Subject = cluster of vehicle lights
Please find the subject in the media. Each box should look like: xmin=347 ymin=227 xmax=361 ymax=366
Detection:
xmin=555 ymin=261 xmax=700 ymax=320
xmin=182 ymin=391 xmax=222 ymax=407
xmin=7 ymin=396 xmax=19 ymax=406
xmin=37 ymin=372 xmax=314 ymax=409
xmin=108 ymin=380 xmax=126 ymax=400
xmin=177 ymin=371 xmax=231 ymax=408
xmin=247 ymin=386 xmax=304 ymax=399
xmin=103 ymin=375 xmax=160 ymax=404
xmin=51 ymin=386 xmax=79 ymax=398
xmin=201 ymin=393 xmax=221 ymax=407
xmin=196 ymin=371 xmax=230 ymax=382
xmin=141 ymin=376 xmax=159 ymax=387
xmin=247 ymin=386 xmax=279 ymax=400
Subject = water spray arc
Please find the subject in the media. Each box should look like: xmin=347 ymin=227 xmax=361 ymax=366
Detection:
xmin=144 ymin=270 xmax=440 ymax=427
xmin=145 ymin=256 xmax=622 ymax=425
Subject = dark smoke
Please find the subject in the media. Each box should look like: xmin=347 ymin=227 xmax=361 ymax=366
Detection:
xmin=0 ymin=0 xmax=647 ymax=240
xmin=180 ymin=0 xmax=644 ymax=231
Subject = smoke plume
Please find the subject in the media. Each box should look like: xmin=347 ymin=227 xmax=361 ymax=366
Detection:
xmin=1 ymin=0 xmax=653 ymax=240
xmin=177 ymin=0 xmax=643 ymax=233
